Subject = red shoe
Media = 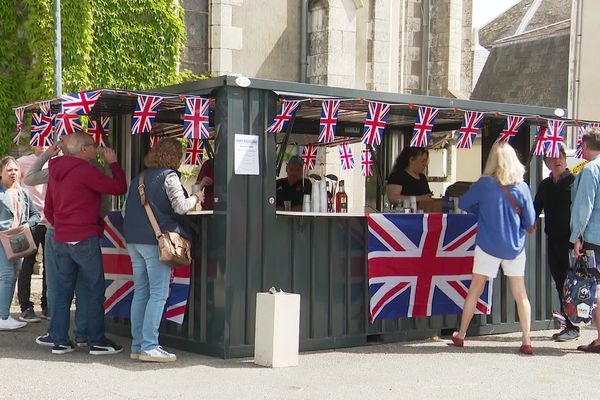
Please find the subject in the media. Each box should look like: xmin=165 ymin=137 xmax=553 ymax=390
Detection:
xmin=519 ymin=344 xmax=534 ymax=355
xmin=451 ymin=332 xmax=464 ymax=347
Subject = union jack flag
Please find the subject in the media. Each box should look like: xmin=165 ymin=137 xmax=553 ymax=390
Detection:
xmin=184 ymin=139 xmax=204 ymax=166
xmin=266 ymin=100 xmax=301 ymax=133
xmin=183 ymin=96 xmax=210 ymax=139
xmin=61 ymin=90 xmax=102 ymax=115
xmin=542 ymin=120 xmax=565 ymax=158
xmin=456 ymin=111 xmax=484 ymax=149
xmin=367 ymin=213 xmax=492 ymax=320
xmin=15 ymin=107 xmax=24 ymax=133
xmin=30 ymin=112 xmax=53 ymax=147
xmin=101 ymin=212 xmax=190 ymax=324
xmin=318 ymin=100 xmax=340 ymax=143
xmin=576 ymin=123 xmax=600 ymax=159
xmin=361 ymin=149 xmax=374 ymax=176
xmin=54 ymin=109 xmax=83 ymax=137
xmin=361 ymin=101 xmax=391 ymax=146
xmin=131 ymin=95 xmax=162 ymax=135
xmin=338 ymin=144 xmax=355 ymax=170
xmin=497 ymin=116 xmax=524 ymax=143
xmin=87 ymin=117 xmax=110 ymax=147
xmin=38 ymin=101 xmax=51 ymax=116
xmin=301 ymin=145 xmax=318 ymax=170
xmin=150 ymin=135 xmax=160 ymax=148
xmin=534 ymin=126 xmax=548 ymax=156
xmin=410 ymin=106 xmax=438 ymax=147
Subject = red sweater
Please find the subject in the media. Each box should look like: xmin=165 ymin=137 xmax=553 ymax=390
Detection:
xmin=45 ymin=156 xmax=127 ymax=242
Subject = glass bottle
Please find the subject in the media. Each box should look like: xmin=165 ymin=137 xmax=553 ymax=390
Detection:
xmin=326 ymin=181 xmax=334 ymax=212
xmin=335 ymin=180 xmax=348 ymax=213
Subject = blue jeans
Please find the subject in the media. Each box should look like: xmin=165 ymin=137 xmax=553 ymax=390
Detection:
xmin=128 ymin=243 xmax=172 ymax=353
xmin=45 ymin=228 xmax=88 ymax=342
xmin=0 ymin=245 xmax=22 ymax=319
xmin=52 ymin=236 xmax=106 ymax=346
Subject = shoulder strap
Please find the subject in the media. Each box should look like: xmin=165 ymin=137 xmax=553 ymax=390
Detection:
xmin=138 ymin=171 xmax=162 ymax=240
xmin=500 ymin=184 xmax=523 ymax=218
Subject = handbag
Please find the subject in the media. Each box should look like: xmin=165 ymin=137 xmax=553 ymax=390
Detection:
xmin=499 ymin=183 xmax=536 ymax=233
xmin=138 ymin=172 xmax=192 ymax=268
xmin=0 ymin=189 xmax=37 ymax=260
xmin=563 ymin=252 xmax=597 ymax=324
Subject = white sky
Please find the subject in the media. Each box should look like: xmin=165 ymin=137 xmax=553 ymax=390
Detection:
xmin=472 ymin=0 xmax=522 ymax=28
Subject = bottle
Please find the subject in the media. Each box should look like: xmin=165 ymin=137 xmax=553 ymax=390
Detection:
xmin=326 ymin=181 xmax=334 ymax=212
xmin=311 ymin=178 xmax=320 ymax=212
xmin=335 ymin=180 xmax=348 ymax=213
xmin=319 ymin=180 xmax=327 ymax=213
xmin=303 ymin=194 xmax=311 ymax=212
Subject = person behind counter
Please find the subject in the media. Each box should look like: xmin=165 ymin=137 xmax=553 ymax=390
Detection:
xmin=276 ymin=156 xmax=312 ymax=211
xmin=386 ymin=147 xmax=433 ymax=207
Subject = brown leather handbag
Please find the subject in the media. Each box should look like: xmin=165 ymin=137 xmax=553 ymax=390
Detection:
xmin=138 ymin=172 xmax=192 ymax=268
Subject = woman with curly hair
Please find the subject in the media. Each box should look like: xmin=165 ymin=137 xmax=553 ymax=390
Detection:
xmin=123 ymin=137 xmax=203 ymax=362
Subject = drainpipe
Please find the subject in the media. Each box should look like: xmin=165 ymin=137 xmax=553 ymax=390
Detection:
xmin=420 ymin=0 xmax=430 ymax=95
xmin=300 ymin=0 xmax=309 ymax=83
xmin=568 ymin=0 xmax=582 ymax=125
xmin=53 ymin=0 xmax=62 ymax=97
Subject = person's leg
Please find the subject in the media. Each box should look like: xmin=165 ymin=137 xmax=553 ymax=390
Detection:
xmin=43 ymin=228 xmax=57 ymax=326
xmin=128 ymin=243 xmax=150 ymax=354
xmin=74 ymin=274 xmax=88 ymax=344
xmin=38 ymin=225 xmax=47 ymax=313
xmin=507 ymin=275 xmax=532 ymax=346
xmin=0 ymin=252 xmax=20 ymax=319
xmin=51 ymin=241 xmax=78 ymax=346
xmin=17 ymin=248 xmax=36 ymax=312
xmin=456 ymin=273 xmax=489 ymax=340
xmin=547 ymin=239 xmax=579 ymax=334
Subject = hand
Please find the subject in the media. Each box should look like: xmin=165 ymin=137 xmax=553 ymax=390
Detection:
xmin=194 ymin=191 xmax=205 ymax=203
xmin=46 ymin=141 xmax=62 ymax=157
xmin=416 ymin=193 xmax=433 ymax=202
xmin=574 ymin=238 xmax=584 ymax=257
xmin=198 ymin=176 xmax=213 ymax=187
xmin=102 ymin=147 xmax=118 ymax=164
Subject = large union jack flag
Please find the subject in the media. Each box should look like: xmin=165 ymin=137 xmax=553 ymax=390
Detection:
xmin=183 ymin=96 xmax=210 ymax=139
xmin=131 ymin=95 xmax=162 ymax=135
xmin=184 ymin=139 xmax=204 ymax=166
xmin=266 ymin=100 xmax=301 ymax=133
xmin=410 ymin=106 xmax=438 ymax=147
xmin=361 ymin=101 xmax=391 ymax=146
xmin=301 ymin=145 xmax=318 ymax=170
xmin=542 ymin=120 xmax=565 ymax=158
xmin=318 ymin=100 xmax=340 ymax=143
xmin=497 ymin=116 xmax=525 ymax=143
xmin=88 ymin=116 xmax=110 ymax=147
xmin=30 ymin=111 xmax=54 ymax=147
xmin=456 ymin=111 xmax=484 ymax=149
xmin=338 ymin=143 xmax=355 ymax=170
xmin=101 ymin=212 xmax=191 ymax=324
xmin=54 ymin=109 xmax=83 ymax=137
xmin=361 ymin=149 xmax=374 ymax=176
xmin=61 ymin=90 xmax=102 ymax=115
xmin=367 ymin=213 xmax=492 ymax=321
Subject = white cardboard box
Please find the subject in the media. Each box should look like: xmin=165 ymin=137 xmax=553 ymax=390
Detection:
xmin=254 ymin=292 xmax=300 ymax=367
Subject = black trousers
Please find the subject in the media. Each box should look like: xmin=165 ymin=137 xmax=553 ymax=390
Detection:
xmin=547 ymin=237 xmax=577 ymax=330
xmin=17 ymin=224 xmax=47 ymax=312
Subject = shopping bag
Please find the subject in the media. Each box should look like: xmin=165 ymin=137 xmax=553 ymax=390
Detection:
xmin=563 ymin=251 xmax=597 ymax=324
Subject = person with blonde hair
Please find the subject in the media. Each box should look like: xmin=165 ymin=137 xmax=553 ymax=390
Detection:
xmin=450 ymin=141 xmax=536 ymax=354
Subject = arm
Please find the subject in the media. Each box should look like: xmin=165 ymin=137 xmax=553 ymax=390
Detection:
xmin=24 ymin=191 xmax=41 ymax=228
xmin=165 ymin=172 xmax=201 ymax=215
xmin=23 ymin=147 xmax=55 ymax=186
xmin=533 ymin=183 xmax=543 ymax=219
xmin=386 ymin=184 xmax=432 ymax=205
xmin=520 ymin=185 xmax=536 ymax=231
xmin=570 ymin=168 xmax=598 ymax=244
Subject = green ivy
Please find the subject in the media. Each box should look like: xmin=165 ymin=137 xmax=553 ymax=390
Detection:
xmin=0 ymin=0 xmax=189 ymax=155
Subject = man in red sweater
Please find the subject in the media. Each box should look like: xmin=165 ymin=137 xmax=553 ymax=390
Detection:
xmin=45 ymin=132 xmax=127 ymax=355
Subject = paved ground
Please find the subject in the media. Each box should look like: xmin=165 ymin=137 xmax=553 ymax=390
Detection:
xmin=3 ymin=275 xmax=600 ymax=400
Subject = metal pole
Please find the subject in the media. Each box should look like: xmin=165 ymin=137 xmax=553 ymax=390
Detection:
xmin=53 ymin=0 xmax=62 ymax=97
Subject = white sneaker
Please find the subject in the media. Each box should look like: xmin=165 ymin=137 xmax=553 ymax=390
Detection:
xmin=139 ymin=346 xmax=177 ymax=363
xmin=0 ymin=316 xmax=27 ymax=330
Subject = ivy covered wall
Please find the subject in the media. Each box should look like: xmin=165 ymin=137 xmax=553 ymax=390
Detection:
xmin=0 ymin=0 xmax=188 ymax=155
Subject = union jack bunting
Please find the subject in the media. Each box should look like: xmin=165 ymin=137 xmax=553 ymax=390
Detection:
xmin=183 ymin=96 xmax=210 ymax=139
xmin=301 ymin=145 xmax=318 ymax=170
xmin=87 ymin=117 xmax=110 ymax=147
xmin=367 ymin=213 xmax=492 ymax=320
xmin=150 ymin=135 xmax=160 ymax=148
xmin=38 ymin=101 xmax=51 ymax=116
xmin=410 ymin=106 xmax=438 ymax=147
xmin=542 ymin=119 xmax=565 ymax=158
xmin=101 ymin=212 xmax=190 ymax=324
xmin=497 ymin=115 xmax=525 ymax=143
xmin=456 ymin=111 xmax=484 ymax=149
xmin=576 ymin=124 xmax=600 ymax=159
xmin=361 ymin=149 xmax=374 ymax=176
xmin=61 ymin=90 xmax=102 ymax=115
xmin=318 ymin=100 xmax=340 ymax=143
xmin=534 ymin=126 xmax=548 ymax=156
xmin=338 ymin=144 xmax=355 ymax=170
xmin=361 ymin=101 xmax=391 ymax=146
xmin=266 ymin=100 xmax=301 ymax=133
xmin=131 ymin=95 xmax=162 ymax=135
xmin=54 ymin=109 xmax=83 ymax=137
xmin=15 ymin=107 xmax=24 ymax=133
xmin=30 ymin=112 xmax=53 ymax=147
xmin=184 ymin=139 xmax=204 ymax=166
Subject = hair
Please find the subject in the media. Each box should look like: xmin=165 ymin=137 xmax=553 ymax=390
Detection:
xmin=483 ymin=141 xmax=525 ymax=185
xmin=391 ymin=147 xmax=429 ymax=174
xmin=543 ymin=145 xmax=566 ymax=160
xmin=582 ymin=127 xmax=600 ymax=151
xmin=65 ymin=132 xmax=94 ymax=155
xmin=144 ymin=137 xmax=184 ymax=170
xmin=0 ymin=156 xmax=20 ymax=186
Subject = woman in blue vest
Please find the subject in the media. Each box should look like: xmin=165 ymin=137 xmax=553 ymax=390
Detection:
xmin=123 ymin=138 xmax=203 ymax=362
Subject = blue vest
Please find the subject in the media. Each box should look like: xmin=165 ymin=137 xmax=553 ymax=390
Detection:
xmin=123 ymin=168 xmax=190 ymax=245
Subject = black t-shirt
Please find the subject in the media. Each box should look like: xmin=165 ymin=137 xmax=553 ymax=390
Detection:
xmin=386 ymin=170 xmax=431 ymax=196
xmin=276 ymin=178 xmax=312 ymax=207
xmin=533 ymin=171 xmax=574 ymax=240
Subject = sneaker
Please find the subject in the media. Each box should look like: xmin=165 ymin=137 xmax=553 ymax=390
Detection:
xmin=19 ymin=307 xmax=41 ymax=323
xmin=40 ymin=308 xmax=50 ymax=320
xmin=89 ymin=339 xmax=123 ymax=356
xmin=555 ymin=327 xmax=580 ymax=342
xmin=139 ymin=346 xmax=177 ymax=363
xmin=52 ymin=343 xmax=75 ymax=355
xmin=0 ymin=316 xmax=27 ymax=330
xmin=130 ymin=352 xmax=141 ymax=360
xmin=76 ymin=340 xmax=89 ymax=347
xmin=36 ymin=333 xmax=54 ymax=347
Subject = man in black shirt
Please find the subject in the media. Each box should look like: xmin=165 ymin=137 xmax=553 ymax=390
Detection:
xmin=534 ymin=147 xmax=578 ymax=341
xmin=276 ymin=156 xmax=311 ymax=211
